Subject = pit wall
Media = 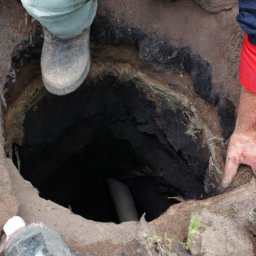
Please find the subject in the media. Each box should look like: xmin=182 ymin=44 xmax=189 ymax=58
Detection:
xmin=93 ymin=0 xmax=240 ymax=140
xmin=0 ymin=58 xmax=239 ymax=255
xmin=0 ymin=0 xmax=245 ymax=254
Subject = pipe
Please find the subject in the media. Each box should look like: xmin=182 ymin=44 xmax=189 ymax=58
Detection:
xmin=107 ymin=179 xmax=139 ymax=223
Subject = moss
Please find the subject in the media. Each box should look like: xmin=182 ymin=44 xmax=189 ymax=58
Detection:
xmin=138 ymin=81 xmax=204 ymax=140
xmin=146 ymin=84 xmax=187 ymax=112
xmin=91 ymin=63 xmax=188 ymax=113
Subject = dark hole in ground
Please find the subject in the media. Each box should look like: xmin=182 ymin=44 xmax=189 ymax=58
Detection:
xmin=10 ymin=74 xmax=209 ymax=223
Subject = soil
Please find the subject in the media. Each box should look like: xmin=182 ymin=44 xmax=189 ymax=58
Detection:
xmin=95 ymin=0 xmax=243 ymax=104
xmin=196 ymin=209 xmax=253 ymax=256
xmin=4 ymin=57 xmax=209 ymax=222
xmin=0 ymin=0 xmax=255 ymax=256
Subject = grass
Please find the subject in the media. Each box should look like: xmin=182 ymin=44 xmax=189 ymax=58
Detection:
xmin=144 ymin=230 xmax=176 ymax=256
xmin=180 ymin=213 xmax=207 ymax=250
xmin=219 ymin=208 xmax=237 ymax=216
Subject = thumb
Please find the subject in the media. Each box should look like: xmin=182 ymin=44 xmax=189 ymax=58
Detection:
xmin=222 ymin=156 xmax=239 ymax=189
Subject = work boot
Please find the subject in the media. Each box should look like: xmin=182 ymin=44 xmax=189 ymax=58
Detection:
xmin=41 ymin=27 xmax=91 ymax=95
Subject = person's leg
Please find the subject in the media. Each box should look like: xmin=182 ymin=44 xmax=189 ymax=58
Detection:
xmin=21 ymin=0 xmax=97 ymax=39
xmin=20 ymin=0 xmax=97 ymax=95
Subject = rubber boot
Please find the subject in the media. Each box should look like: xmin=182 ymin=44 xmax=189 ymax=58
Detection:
xmin=41 ymin=27 xmax=91 ymax=96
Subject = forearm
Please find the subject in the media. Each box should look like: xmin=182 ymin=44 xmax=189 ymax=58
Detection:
xmin=235 ymin=87 xmax=256 ymax=138
xmin=222 ymin=87 xmax=256 ymax=188
xmin=222 ymin=0 xmax=256 ymax=188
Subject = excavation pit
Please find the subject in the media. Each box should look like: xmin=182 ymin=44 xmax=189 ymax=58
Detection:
xmin=2 ymin=1 xmax=256 ymax=255
xmin=4 ymin=57 xmax=210 ymax=224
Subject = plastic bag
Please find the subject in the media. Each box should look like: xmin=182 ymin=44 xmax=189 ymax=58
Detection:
xmin=36 ymin=251 xmax=44 ymax=256
xmin=5 ymin=223 xmax=73 ymax=256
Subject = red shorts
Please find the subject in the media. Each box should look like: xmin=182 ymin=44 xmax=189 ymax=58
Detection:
xmin=240 ymin=34 xmax=256 ymax=93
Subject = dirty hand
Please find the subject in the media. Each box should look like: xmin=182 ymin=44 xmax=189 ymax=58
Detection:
xmin=222 ymin=87 xmax=256 ymax=188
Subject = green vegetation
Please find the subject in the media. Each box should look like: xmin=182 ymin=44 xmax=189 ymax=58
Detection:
xmin=219 ymin=208 xmax=237 ymax=216
xmin=180 ymin=213 xmax=206 ymax=250
xmin=144 ymin=230 xmax=176 ymax=256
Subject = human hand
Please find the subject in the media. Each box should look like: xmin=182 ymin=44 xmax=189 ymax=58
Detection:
xmin=222 ymin=132 xmax=256 ymax=188
xmin=222 ymin=87 xmax=256 ymax=188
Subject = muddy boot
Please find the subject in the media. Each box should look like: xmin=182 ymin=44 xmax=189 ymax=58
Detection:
xmin=41 ymin=27 xmax=91 ymax=96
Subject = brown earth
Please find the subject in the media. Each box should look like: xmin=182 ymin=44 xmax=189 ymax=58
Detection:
xmin=0 ymin=0 xmax=255 ymax=256
xmin=97 ymin=0 xmax=243 ymax=106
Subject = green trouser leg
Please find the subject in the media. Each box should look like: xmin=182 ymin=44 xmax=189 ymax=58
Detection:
xmin=20 ymin=0 xmax=97 ymax=39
